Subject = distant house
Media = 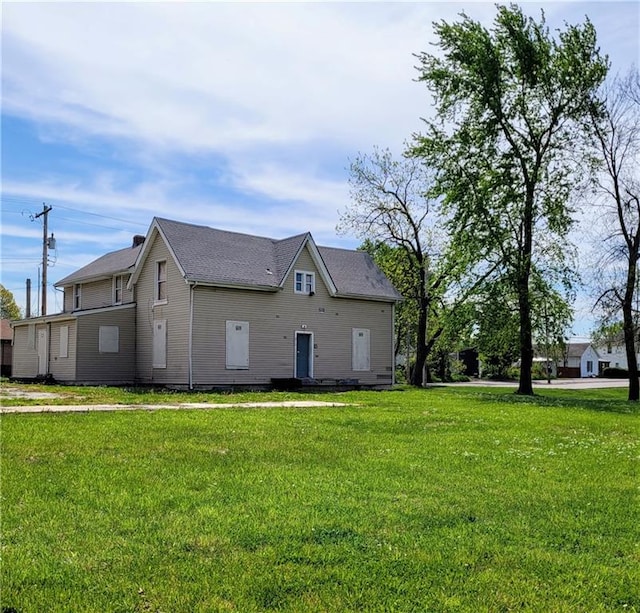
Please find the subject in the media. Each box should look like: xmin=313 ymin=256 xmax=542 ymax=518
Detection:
xmin=592 ymin=334 xmax=640 ymax=373
xmin=558 ymin=342 xmax=600 ymax=378
xmin=1 ymin=319 xmax=13 ymax=377
xmin=11 ymin=217 xmax=401 ymax=388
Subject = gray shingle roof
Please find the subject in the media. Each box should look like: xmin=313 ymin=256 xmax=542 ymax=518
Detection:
xmin=155 ymin=218 xmax=400 ymax=300
xmin=318 ymin=246 xmax=402 ymax=301
xmin=157 ymin=218 xmax=284 ymax=288
xmin=56 ymin=244 xmax=142 ymax=287
xmin=566 ymin=343 xmax=597 ymax=359
xmin=57 ymin=217 xmax=401 ymax=302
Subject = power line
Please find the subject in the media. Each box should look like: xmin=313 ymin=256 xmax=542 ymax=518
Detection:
xmin=1 ymin=197 xmax=148 ymax=229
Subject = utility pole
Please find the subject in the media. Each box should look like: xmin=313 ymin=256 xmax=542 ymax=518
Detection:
xmin=34 ymin=204 xmax=53 ymax=316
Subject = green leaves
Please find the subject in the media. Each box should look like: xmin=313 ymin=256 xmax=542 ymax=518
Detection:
xmin=1 ymin=284 xmax=21 ymax=320
xmin=414 ymin=4 xmax=608 ymax=394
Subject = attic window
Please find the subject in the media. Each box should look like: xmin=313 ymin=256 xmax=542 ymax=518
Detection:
xmin=156 ymin=261 xmax=167 ymax=303
xmin=295 ymin=271 xmax=315 ymax=295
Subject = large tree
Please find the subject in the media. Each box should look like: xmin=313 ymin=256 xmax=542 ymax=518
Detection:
xmin=413 ymin=4 xmax=608 ymax=394
xmin=1 ymin=284 xmax=21 ymax=320
xmin=588 ymin=69 xmax=640 ymax=400
xmin=339 ymin=148 xmax=479 ymax=386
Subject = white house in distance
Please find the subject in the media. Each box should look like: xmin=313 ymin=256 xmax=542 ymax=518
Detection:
xmin=11 ymin=217 xmax=402 ymax=389
xmin=559 ymin=340 xmax=640 ymax=377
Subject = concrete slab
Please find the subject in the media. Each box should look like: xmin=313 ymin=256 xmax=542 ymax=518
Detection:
xmin=0 ymin=401 xmax=351 ymax=414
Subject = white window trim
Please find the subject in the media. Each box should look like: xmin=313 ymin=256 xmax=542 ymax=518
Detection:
xmin=113 ymin=274 xmax=125 ymax=305
xmin=294 ymin=270 xmax=315 ymax=295
xmin=155 ymin=260 xmax=168 ymax=305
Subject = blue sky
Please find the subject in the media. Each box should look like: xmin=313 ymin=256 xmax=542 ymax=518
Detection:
xmin=1 ymin=1 xmax=638 ymax=336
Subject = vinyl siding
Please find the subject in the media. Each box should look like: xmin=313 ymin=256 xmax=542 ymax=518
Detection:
xmin=135 ymin=232 xmax=190 ymax=385
xmin=62 ymin=275 xmax=134 ymax=313
xmin=191 ymin=246 xmax=394 ymax=386
xmin=11 ymin=323 xmax=39 ymax=378
xmin=48 ymin=321 xmax=77 ymax=381
xmin=75 ymin=306 xmax=136 ymax=384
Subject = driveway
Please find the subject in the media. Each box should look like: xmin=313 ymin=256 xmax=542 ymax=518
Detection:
xmin=440 ymin=377 xmax=629 ymax=390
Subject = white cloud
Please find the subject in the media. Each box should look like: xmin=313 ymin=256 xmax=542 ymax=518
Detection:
xmin=2 ymin=3 xmax=439 ymax=153
xmin=2 ymin=1 xmax=638 ymax=320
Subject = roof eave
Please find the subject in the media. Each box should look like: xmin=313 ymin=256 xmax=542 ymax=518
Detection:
xmin=335 ymin=292 xmax=402 ymax=303
xmin=187 ymin=279 xmax=280 ymax=292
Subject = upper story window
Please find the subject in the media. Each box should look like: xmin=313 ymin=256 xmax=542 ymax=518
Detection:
xmin=294 ymin=270 xmax=315 ymax=295
xmin=113 ymin=274 xmax=125 ymax=305
xmin=73 ymin=284 xmax=82 ymax=310
xmin=156 ymin=260 xmax=167 ymax=303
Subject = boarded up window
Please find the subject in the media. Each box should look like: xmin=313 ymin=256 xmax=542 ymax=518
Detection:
xmin=153 ymin=319 xmax=167 ymax=369
xmin=99 ymin=326 xmax=119 ymax=353
xmin=352 ymin=328 xmax=371 ymax=371
xmin=60 ymin=326 xmax=69 ymax=358
xmin=226 ymin=321 xmax=249 ymax=369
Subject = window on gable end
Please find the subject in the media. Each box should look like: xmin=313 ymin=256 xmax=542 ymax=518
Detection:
xmin=156 ymin=261 xmax=167 ymax=303
xmin=294 ymin=270 xmax=315 ymax=295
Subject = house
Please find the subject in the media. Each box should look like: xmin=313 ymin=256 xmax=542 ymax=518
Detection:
xmin=1 ymin=319 xmax=13 ymax=377
xmin=558 ymin=342 xmax=600 ymax=378
xmin=11 ymin=218 xmax=402 ymax=388
xmin=592 ymin=334 xmax=640 ymax=373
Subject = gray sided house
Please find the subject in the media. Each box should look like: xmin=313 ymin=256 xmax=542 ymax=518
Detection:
xmin=12 ymin=218 xmax=401 ymax=388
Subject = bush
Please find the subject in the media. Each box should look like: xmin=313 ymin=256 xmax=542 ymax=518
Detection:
xmin=450 ymin=373 xmax=471 ymax=383
xmin=600 ymin=366 xmax=629 ymax=379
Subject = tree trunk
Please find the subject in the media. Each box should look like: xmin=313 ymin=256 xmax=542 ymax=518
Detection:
xmin=517 ymin=194 xmax=535 ymax=396
xmin=517 ymin=280 xmax=534 ymax=395
xmin=623 ymin=252 xmax=639 ymax=401
xmin=411 ymin=298 xmax=428 ymax=386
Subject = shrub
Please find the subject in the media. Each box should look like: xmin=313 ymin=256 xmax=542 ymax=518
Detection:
xmin=601 ymin=366 xmax=629 ymax=379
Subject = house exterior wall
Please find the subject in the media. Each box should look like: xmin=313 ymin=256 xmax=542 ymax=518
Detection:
xmin=63 ymin=275 xmax=134 ymax=313
xmin=75 ymin=306 xmax=136 ymax=384
xmin=12 ymin=319 xmax=60 ymax=379
xmin=10 ymin=323 xmax=39 ymax=378
xmin=191 ymin=246 xmax=394 ymax=387
xmin=135 ymin=232 xmax=191 ymax=385
xmin=594 ymin=344 xmax=640 ymax=371
xmin=48 ymin=320 xmax=77 ymax=381
xmin=580 ymin=346 xmax=600 ymax=377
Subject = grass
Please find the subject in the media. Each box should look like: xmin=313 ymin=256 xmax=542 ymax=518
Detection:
xmin=1 ymin=385 xmax=639 ymax=612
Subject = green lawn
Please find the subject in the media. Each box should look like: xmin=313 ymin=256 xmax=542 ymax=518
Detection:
xmin=2 ymin=386 xmax=639 ymax=612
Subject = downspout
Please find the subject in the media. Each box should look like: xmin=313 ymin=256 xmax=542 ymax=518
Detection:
xmin=188 ymin=282 xmax=197 ymax=390
xmin=391 ymin=302 xmax=396 ymax=385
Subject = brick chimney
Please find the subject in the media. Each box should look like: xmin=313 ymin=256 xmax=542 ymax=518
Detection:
xmin=133 ymin=235 xmax=145 ymax=247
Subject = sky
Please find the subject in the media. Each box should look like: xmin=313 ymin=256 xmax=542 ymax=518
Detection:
xmin=1 ymin=1 xmax=639 ymax=337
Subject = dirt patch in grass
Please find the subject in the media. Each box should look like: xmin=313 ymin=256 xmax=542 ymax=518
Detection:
xmin=0 ymin=386 xmax=69 ymax=401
